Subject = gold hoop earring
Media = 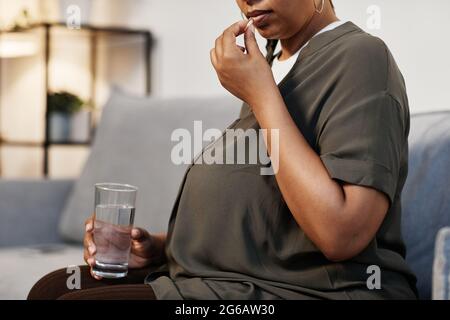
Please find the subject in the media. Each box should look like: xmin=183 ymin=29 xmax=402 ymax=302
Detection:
xmin=314 ymin=0 xmax=325 ymax=14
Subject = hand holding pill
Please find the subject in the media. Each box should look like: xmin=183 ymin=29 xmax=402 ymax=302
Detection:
xmin=210 ymin=19 xmax=277 ymax=108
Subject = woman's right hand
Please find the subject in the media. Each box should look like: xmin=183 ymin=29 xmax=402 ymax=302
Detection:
xmin=84 ymin=216 xmax=167 ymax=280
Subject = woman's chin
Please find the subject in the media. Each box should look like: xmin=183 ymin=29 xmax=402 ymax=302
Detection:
xmin=255 ymin=23 xmax=282 ymax=40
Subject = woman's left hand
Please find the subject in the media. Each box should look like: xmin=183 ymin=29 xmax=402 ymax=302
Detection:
xmin=210 ymin=20 xmax=276 ymax=107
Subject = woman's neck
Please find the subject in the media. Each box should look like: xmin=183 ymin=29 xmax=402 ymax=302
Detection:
xmin=279 ymin=11 xmax=338 ymax=61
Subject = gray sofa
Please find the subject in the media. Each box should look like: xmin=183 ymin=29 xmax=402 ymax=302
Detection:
xmin=0 ymin=91 xmax=449 ymax=300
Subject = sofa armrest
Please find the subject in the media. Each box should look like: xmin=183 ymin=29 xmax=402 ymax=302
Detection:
xmin=0 ymin=179 xmax=74 ymax=247
xmin=432 ymin=227 xmax=450 ymax=300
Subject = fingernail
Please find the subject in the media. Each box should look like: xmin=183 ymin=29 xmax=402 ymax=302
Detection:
xmin=85 ymin=223 xmax=92 ymax=231
xmin=91 ymin=269 xmax=102 ymax=280
xmin=88 ymin=245 xmax=95 ymax=255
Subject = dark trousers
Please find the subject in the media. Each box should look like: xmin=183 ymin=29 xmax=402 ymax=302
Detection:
xmin=27 ymin=265 xmax=157 ymax=300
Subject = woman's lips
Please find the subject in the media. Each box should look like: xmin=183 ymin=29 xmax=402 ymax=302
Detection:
xmin=247 ymin=10 xmax=272 ymax=28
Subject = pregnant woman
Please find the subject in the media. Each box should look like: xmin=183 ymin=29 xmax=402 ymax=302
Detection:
xmin=28 ymin=0 xmax=418 ymax=300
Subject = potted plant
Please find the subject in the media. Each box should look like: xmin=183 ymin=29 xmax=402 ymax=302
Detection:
xmin=48 ymin=91 xmax=90 ymax=142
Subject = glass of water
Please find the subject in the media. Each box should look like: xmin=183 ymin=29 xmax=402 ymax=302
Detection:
xmin=92 ymin=183 xmax=138 ymax=279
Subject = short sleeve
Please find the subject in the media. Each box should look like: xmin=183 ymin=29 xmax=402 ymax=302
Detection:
xmin=318 ymin=92 xmax=407 ymax=205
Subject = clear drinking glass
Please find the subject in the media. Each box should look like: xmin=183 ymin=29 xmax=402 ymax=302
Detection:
xmin=92 ymin=183 xmax=138 ymax=278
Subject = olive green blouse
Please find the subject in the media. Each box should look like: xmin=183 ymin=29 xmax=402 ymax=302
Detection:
xmin=146 ymin=22 xmax=418 ymax=300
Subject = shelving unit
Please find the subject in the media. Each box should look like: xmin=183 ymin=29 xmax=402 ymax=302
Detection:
xmin=0 ymin=22 xmax=153 ymax=177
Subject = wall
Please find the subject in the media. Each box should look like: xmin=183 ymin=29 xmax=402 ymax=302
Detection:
xmin=3 ymin=0 xmax=450 ymax=110
xmin=334 ymin=0 xmax=450 ymax=113
xmin=0 ymin=0 xmax=148 ymax=177
xmin=0 ymin=0 xmax=45 ymax=177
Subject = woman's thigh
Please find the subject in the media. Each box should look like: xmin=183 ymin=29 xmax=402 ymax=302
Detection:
xmin=28 ymin=265 xmax=155 ymax=300
xmin=58 ymin=283 xmax=156 ymax=300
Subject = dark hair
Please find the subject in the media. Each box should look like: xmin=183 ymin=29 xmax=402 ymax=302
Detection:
xmin=265 ymin=39 xmax=279 ymax=65
xmin=265 ymin=0 xmax=334 ymax=64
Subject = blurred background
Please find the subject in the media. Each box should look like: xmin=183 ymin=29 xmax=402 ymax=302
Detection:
xmin=0 ymin=0 xmax=449 ymax=178
xmin=0 ymin=0 xmax=449 ymax=300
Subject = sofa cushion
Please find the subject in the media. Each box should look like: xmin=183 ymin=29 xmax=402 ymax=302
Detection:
xmin=401 ymin=111 xmax=450 ymax=299
xmin=59 ymin=90 xmax=241 ymax=242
